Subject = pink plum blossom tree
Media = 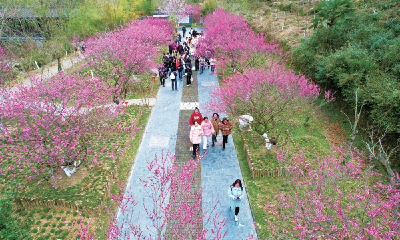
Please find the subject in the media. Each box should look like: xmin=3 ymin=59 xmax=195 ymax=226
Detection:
xmin=265 ymin=146 xmax=400 ymax=239
xmin=202 ymin=65 xmax=323 ymax=134
xmin=0 ymin=72 xmax=127 ymax=187
xmin=158 ymin=0 xmax=192 ymax=19
xmin=105 ymin=153 xmax=228 ymax=239
xmin=82 ymin=17 xmax=174 ymax=101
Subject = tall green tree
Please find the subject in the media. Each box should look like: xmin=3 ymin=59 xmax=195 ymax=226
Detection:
xmin=311 ymin=0 xmax=355 ymax=28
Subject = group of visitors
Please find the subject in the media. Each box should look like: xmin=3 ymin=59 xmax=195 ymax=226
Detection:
xmin=189 ymin=107 xmax=233 ymax=157
xmin=188 ymin=107 xmax=242 ymax=221
xmin=160 ymin=27 xmax=244 ymax=223
xmin=158 ymin=27 xmax=215 ymax=91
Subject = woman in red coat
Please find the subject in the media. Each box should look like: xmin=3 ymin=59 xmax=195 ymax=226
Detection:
xmin=189 ymin=107 xmax=203 ymax=126
xmin=189 ymin=107 xmax=203 ymax=152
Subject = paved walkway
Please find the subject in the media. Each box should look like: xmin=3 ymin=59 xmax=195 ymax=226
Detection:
xmin=116 ymin=73 xmax=183 ymax=237
xmin=198 ymin=67 xmax=256 ymax=239
xmin=116 ymin=27 xmax=256 ymax=239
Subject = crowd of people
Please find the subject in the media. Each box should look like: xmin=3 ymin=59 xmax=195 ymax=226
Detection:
xmin=158 ymin=27 xmax=244 ymax=223
xmin=158 ymin=27 xmax=215 ymax=91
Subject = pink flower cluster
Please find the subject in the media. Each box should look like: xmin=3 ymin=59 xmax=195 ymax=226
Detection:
xmin=198 ymin=9 xmax=324 ymax=129
xmin=265 ymin=146 xmax=400 ymax=239
xmin=81 ymin=17 xmax=174 ymax=100
xmin=103 ymin=153 xmax=227 ymax=239
xmin=196 ymin=9 xmax=283 ymax=76
xmin=0 ymin=71 xmax=129 ymax=186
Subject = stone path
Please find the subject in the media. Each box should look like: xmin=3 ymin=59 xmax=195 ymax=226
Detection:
xmin=116 ymin=70 xmax=184 ymax=237
xmin=198 ymin=65 xmax=256 ymax=239
xmin=116 ymin=27 xmax=256 ymax=239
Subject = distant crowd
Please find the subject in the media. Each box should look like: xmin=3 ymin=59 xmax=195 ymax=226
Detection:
xmin=158 ymin=26 xmax=215 ymax=91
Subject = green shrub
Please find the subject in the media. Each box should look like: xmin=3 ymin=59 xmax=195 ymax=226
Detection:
xmin=50 ymin=229 xmax=55 ymax=233
xmin=46 ymin=215 xmax=52 ymax=220
xmin=32 ymin=229 xmax=38 ymax=233
xmin=0 ymin=199 xmax=31 ymax=239
xmin=43 ymin=208 xmax=50 ymax=213
xmin=84 ymin=221 xmax=88 ymax=225
xmin=201 ymin=0 xmax=217 ymax=15
xmin=56 ymin=217 xmax=61 ymax=221
xmin=36 ymin=221 xmax=41 ymax=225
xmin=41 ymin=228 xmax=46 ymax=233
xmin=73 ymin=212 xmax=78 ymax=217
xmin=311 ymin=0 xmax=355 ymax=28
xmin=51 ymin=223 xmax=56 ymax=227
xmin=55 ymin=229 xmax=62 ymax=235
xmin=20 ymin=211 xmax=28 ymax=216
xmin=28 ymin=212 xmax=34 ymax=218
xmin=43 ymin=223 xmax=50 ymax=227
xmin=62 ymin=230 xmax=69 ymax=237
xmin=40 ymin=214 xmax=47 ymax=219
xmin=57 ymin=222 xmax=64 ymax=228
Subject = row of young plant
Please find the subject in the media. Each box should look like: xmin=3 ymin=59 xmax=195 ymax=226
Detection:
xmin=0 ymin=17 xmax=174 ymax=239
xmin=195 ymin=8 xmax=400 ymax=238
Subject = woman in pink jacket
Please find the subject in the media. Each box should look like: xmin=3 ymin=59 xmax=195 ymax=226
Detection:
xmin=190 ymin=121 xmax=203 ymax=158
xmin=201 ymin=117 xmax=215 ymax=150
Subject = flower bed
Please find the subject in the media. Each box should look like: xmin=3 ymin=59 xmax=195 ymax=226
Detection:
xmin=240 ymin=130 xmax=284 ymax=178
xmin=14 ymin=105 xmax=142 ymax=211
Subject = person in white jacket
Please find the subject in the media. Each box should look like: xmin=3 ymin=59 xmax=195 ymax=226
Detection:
xmin=228 ymin=179 xmax=245 ymax=222
xmin=190 ymin=121 xmax=203 ymax=158
xmin=210 ymin=58 xmax=216 ymax=73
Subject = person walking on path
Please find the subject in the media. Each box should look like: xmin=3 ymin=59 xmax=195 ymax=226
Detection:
xmin=177 ymin=42 xmax=184 ymax=55
xmin=177 ymin=58 xmax=184 ymax=80
xmin=210 ymin=58 xmax=216 ymax=73
xmin=210 ymin=113 xmax=221 ymax=147
xmin=189 ymin=107 xmax=203 ymax=126
xmin=195 ymin=56 xmax=200 ymax=71
xmin=189 ymin=107 xmax=203 ymax=152
xmin=185 ymin=64 xmax=192 ymax=86
xmin=182 ymin=26 xmax=186 ymax=37
xmin=190 ymin=121 xmax=203 ymax=158
xmin=201 ymin=117 xmax=215 ymax=150
xmin=219 ymin=118 xmax=233 ymax=150
xmin=199 ymin=57 xmax=205 ymax=74
xmin=228 ymin=179 xmax=244 ymax=222
xmin=170 ymin=70 xmax=178 ymax=91
xmin=158 ymin=66 xmax=167 ymax=87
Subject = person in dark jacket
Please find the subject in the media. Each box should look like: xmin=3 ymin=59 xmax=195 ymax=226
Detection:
xmin=177 ymin=59 xmax=184 ymax=80
xmin=168 ymin=44 xmax=173 ymax=55
xmin=182 ymin=26 xmax=186 ymax=37
xmin=158 ymin=66 xmax=166 ymax=87
xmin=184 ymin=46 xmax=190 ymax=55
xmin=195 ymin=56 xmax=200 ymax=71
xmin=168 ymin=55 xmax=174 ymax=72
xmin=163 ymin=53 xmax=169 ymax=69
xmin=171 ymin=58 xmax=177 ymax=72
xmin=185 ymin=64 xmax=192 ymax=86
xmin=177 ymin=42 xmax=184 ymax=55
